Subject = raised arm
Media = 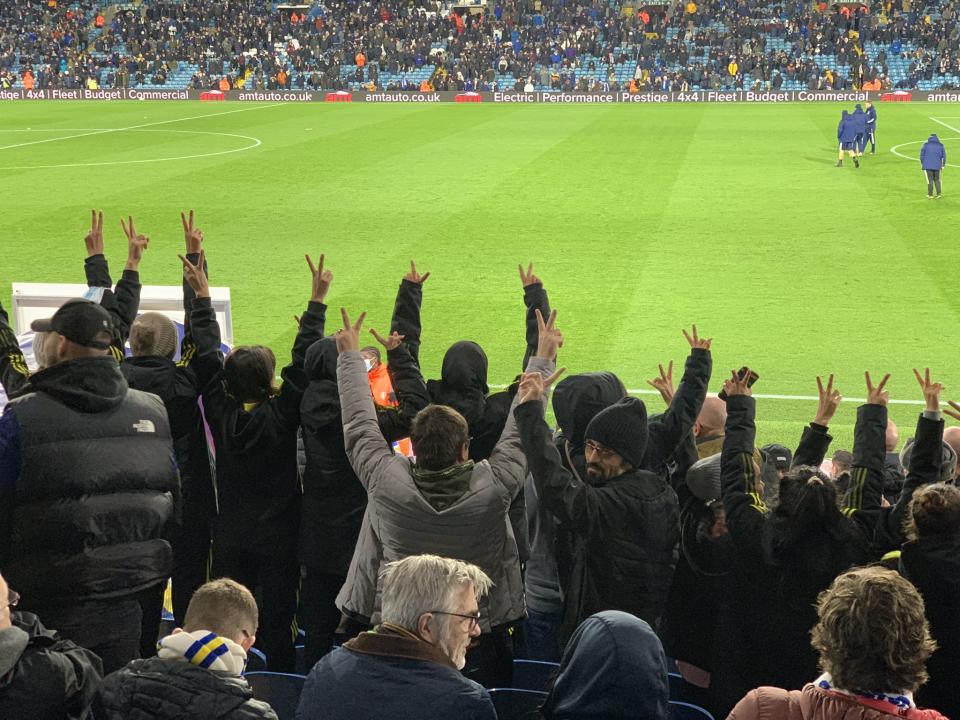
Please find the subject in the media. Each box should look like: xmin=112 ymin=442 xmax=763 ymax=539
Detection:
xmin=0 ymin=300 xmax=29 ymax=397
xmin=489 ymin=308 xmax=561 ymax=498
xmin=83 ymin=209 xmax=112 ymax=289
xmin=337 ymin=309 xmax=402 ymax=493
xmin=876 ymin=369 xmax=946 ymax=551
xmin=178 ymin=209 xmax=207 ymax=365
xmin=390 ymin=260 xmax=428 ymax=365
xmin=519 ymin=262 xmax=551 ymax=371
xmin=844 ymin=372 xmax=890 ymax=536
xmin=792 ymin=374 xmax=841 ymax=467
xmin=643 ymin=326 xmax=713 ymax=472
xmin=179 ymin=251 xmax=222 ymax=388
xmin=114 ymin=217 xmax=150 ymax=344
xmin=719 ymin=371 xmax=766 ymax=558
xmin=366 ymin=326 xmax=430 ymax=442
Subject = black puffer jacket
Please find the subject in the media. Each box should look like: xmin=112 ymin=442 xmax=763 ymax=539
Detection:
xmin=0 ymin=612 xmax=103 ymax=720
xmin=299 ymin=335 xmax=428 ymax=574
xmin=1 ymin=356 xmax=178 ymax=605
xmin=92 ymin=657 xmax=277 ymax=720
xmin=516 ymin=400 xmax=680 ymax=645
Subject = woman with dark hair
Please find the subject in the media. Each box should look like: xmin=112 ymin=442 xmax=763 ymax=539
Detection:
xmin=710 ymin=371 xmax=888 ymax=716
xmin=191 ymin=254 xmax=329 ymax=672
xmin=540 ymin=610 xmax=669 ymax=720
xmin=729 ymin=566 xmax=946 ymax=720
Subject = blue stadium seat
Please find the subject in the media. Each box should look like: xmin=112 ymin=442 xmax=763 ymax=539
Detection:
xmin=246 ymin=647 xmax=268 ymax=672
xmin=669 ymin=700 xmax=716 ymax=720
xmin=511 ymin=659 xmax=559 ymax=692
xmin=488 ymin=688 xmax=547 ymax=720
xmin=244 ymin=671 xmax=307 ymax=720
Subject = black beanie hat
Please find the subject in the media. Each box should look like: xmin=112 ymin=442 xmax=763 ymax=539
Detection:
xmin=584 ymin=396 xmax=648 ymax=469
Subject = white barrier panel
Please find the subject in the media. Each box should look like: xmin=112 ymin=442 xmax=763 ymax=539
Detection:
xmin=11 ymin=283 xmax=234 ymax=345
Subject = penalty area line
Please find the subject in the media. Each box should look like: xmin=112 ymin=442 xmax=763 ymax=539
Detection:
xmin=0 ymin=102 xmax=284 ymax=152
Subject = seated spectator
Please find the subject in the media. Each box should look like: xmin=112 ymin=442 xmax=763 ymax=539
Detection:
xmin=0 ymin=573 xmax=103 ymax=720
xmin=540 ymin=610 xmax=668 ymax=720
xmin=92 ymin=578 xmax=277 ymax=720
xmin=900 ymin=482 xmax=960 ymax=717
xmin=297 ymin=555 xmax=496 ymax=720
xmin=728 ymin=566 xmax=946 ymax=719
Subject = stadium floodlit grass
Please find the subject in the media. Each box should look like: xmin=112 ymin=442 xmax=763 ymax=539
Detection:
xmin=2 ymin=100 xmax=958 ymax=449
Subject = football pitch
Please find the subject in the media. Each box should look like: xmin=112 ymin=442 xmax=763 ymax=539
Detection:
xmin=1 ymin=99 xmax=958 ymax=448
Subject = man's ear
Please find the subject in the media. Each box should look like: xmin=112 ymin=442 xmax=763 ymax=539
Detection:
xmin=417 ymin=613 xmax=435 ymax=643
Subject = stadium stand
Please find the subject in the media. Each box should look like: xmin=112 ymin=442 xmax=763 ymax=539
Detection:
xmin=1 ymin=0 xmax=958 ymax=93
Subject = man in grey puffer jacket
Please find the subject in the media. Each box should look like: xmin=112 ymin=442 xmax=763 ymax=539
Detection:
xmin=332 ymin=308 xmax=562 ymax=689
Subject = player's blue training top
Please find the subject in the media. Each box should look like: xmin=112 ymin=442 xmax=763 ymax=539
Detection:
xmin=865 ymin=105 xmax=877 ymax=128
xmin=851 ymin=106 xmax=867 ymax=134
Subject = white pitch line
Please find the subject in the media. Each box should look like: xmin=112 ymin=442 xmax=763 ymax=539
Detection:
xmin=930 ymin=116 xmax=960 ymax=135
xmin=0 ymin=102 xmax=284 ymax=152
xmin=489 ymin=384 xmax=926 ymax=405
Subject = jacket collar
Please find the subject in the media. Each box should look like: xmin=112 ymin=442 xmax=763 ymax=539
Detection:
xmin=343 ymin=623 xmax=457 ymax=671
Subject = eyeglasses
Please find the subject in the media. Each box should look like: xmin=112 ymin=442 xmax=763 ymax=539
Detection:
xmin=5 ymin=588 xmax=19 ymax=609
xmin=584 ymin=440 xmax=617 ymax=458
xmin=429 ymin=610 xmax=481 ymax=631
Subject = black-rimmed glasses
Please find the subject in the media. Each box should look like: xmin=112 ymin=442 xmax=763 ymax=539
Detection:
xmin=6 ymin=588 xmax=19 ymax=609
xmin=429 ymin=610 xmax=481 ymax=631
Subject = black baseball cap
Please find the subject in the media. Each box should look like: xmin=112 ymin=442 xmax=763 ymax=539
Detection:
xmin=30 ymin=299 xmax=114 ymax=350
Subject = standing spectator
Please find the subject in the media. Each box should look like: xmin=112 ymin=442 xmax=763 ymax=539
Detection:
xmin=540 ymin=611 xmax=669 ymax=720
xmin=333 ymin=305 xmax=559 ymax=688
xmin=0 ymin=297 xmax=178 ymax=673
xmin=920 ymin=133 xmax=946 ymax=198
xmin=297 ymin=555 xmax=496 ymax=720
xmin=710 ymin=371 xmax=886 ymax=715
xmin=0 ymin=573 xmax=103 ymax=720
xmin=900 ymin=470 xmax=960 ymax=715
xmin=122 ymin=211 xmax=218 ymax=629
xmin=93 ymin=579 xmax=277 ymax=720
xmin=188 ymin=253 xmax=330 ymax=672
xmin=298 ymin=264 xmax=430 ymax=668
xmin=513 ymin=328 xmax=710 ymax=644
xmin=728 ymin=567 xmax=947 ymax=719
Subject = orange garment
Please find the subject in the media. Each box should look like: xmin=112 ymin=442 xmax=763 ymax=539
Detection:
xmin=355 ymin=52 xmax=366 ymax=67
xmin=367 ymin=364 xmax=414 ymax=457
xmin=95 ymin=14 xmax=104 ymax=28
xmin=420 ymin=79 xmax=432 ymax=91
xmin=290 ymin=11 xmax=299 ymax=24
xmin=277 ymin=69 xmax=288 ymax=86
xmin=218 ymin=77 xmax=230 ymax=92
xmin=628 ymin=78 xmax=638 ymax=93
xmin=639 ymin=10 xmax=650 ymax=24
xmin=22 ymin=71 xmax=34 ymax=90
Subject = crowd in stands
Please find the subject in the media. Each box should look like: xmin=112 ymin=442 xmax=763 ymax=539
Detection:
xmin=2 ymin=0 xmax=960 ymax=93
xmin=1 ymin=210 xmax=959 ymax=720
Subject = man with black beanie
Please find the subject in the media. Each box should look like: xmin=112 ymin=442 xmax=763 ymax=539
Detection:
xmin=515 ymin=372 xmax=680 ymax=646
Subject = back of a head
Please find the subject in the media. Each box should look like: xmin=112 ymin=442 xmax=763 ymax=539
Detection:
xmin=811 ymin=566 xmax=936 ymax=694
xmin=224 ymin=345 xmax=277 ymax=403
xmin=886 ymin=420 xmax=899 ymax=452
xmin=410 ymin=404 xmax=470 ymax=471
xmin=552 ymin=372 xmax=626 ymax=448
xmin=542 ymin=611 xmax=668 ymax=720
xmin=379 ymin=554 xmax=491 ymax=631
xmin=696 ymin=396 xmax=727 ymax=437
xmin=439 ymin=341 xmax=489 ymax=392
xmin=907 ymin=483 xmax=960 ymax=540
xmin=183 ymin=578 xmax=258 ymax=644
xmin=900 ymin=439 xmax=957 ymax=483
xmin=129 ymin=312 xmax=178 ymax=359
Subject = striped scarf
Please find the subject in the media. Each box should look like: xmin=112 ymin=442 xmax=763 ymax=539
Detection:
xmin=815 ymin=672 xmax=914 ymax=710
xmin=158 ymin=630 xmax=248 ymax=676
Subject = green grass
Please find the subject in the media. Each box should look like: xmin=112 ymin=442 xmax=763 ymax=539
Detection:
xmin=1 ymin=100 xmax=958 ymax=449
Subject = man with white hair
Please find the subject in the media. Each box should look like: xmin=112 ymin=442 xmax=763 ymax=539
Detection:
xmin=296 ymin=555 xmax=496 ymax=720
